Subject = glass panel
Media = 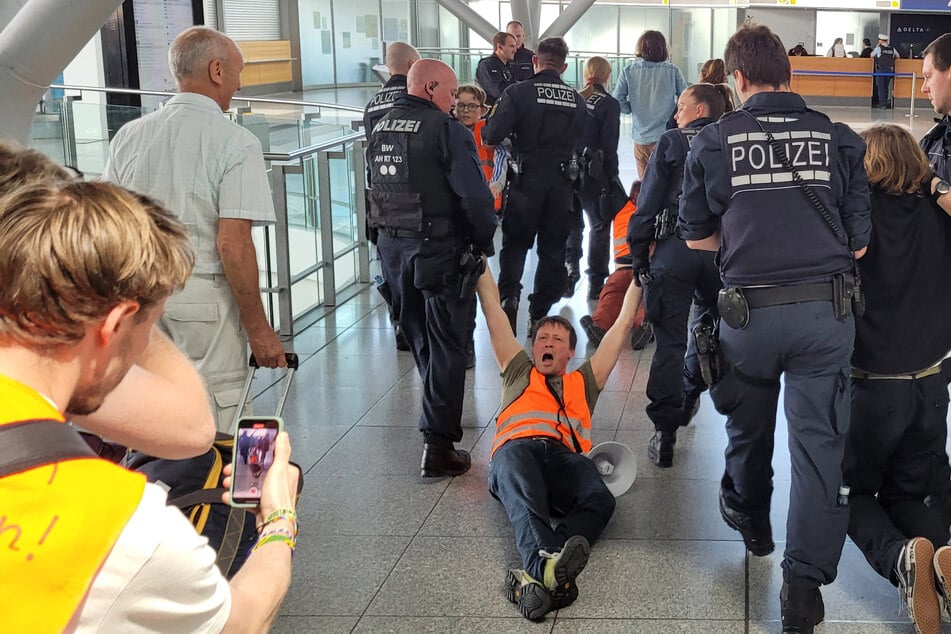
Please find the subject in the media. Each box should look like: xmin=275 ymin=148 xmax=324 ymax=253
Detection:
xmin=438 ymin=6 xmax=461 ymax=50
xmin=299 ymin=0 xmax=336 ymax=86
xmin=815 ymin=11 xmax=880 ymax=58
xmin=670 ymin=8 xmax=712 ymax=84
xmin=712 ymin=9 xmax=739 ymax=62
xmin=416 ymin=0 xmax=440 ymax=48
xmin=332 ymin=0 xmax=383 ymax=84
xmin=382 ymin=0 xmax=411 ymax=43
xmin=292 ymin=271 xmax=323 ymax=321
xmin=565 ymin=5 xmax=618 ymax=55
xmin=619 ymin=7 xmax=669 ymax=56
xmin=335 ymin=249 xmax=359 ymax=293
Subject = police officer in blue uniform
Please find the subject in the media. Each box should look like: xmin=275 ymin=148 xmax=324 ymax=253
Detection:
xmin=506 ymin=21 xmax=535 ymax=83
xmin=678 ymin=26 xmax=871 ymax=634
xmin=476 ymin=32 xmax=517 ymax=107
xmin=628 ymin=83 xmax=732 ymax=469
xmin=483 ymin=37 xmax=587 ymax=336
xmin=921 ymin=34 xmax=951 ymax=183
xmin=871 ymin=34 xmax=899 ymax=109
xmin=367 ymin=59 xmax=497 ymax=477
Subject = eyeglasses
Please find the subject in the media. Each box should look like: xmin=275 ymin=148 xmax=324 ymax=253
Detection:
xmin=455 ymin=103 xmax=483 ymax=112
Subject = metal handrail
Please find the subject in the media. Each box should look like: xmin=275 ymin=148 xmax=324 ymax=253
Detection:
xmin=263 ymin=130 xmax=366 ymax=161
xmin=49 ymin=83 xmax=364 ymax=114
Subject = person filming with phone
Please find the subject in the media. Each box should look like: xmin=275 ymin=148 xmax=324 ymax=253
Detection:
xmin=0 ymin=178 xmax=299 ymax=633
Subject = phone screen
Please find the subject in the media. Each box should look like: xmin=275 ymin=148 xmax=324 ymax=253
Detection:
xmin=231 ymin=418 xmax=282 ymax=506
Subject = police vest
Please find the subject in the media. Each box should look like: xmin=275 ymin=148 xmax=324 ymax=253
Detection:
xmin=717 ymin=108 xmax=852 ymax=286
xmin=511 ymin=47 xmax=535 ymax=82
xmin=491 ymin=367 xmax=592 ymax=457
xmin=875 ymin=46 xmax=896 ymax=72
xmin=510 ymin=73 xmax=585 ymax=164
xmin=473 ymin=119 xmax=501 ymax=211
xmin=367 ymin=105 xmax=458 ymax=239
xmin=665 ymin=127 xmax=700 ymax=220
xmin=921 ymin=119 xmax=951 ymax=180
xmin=0 ymin=374 xmax=145 ymax=632
xmin=613 ymin=200 xmax=636 ymax=264
xmin=364 ymin=77 xmax=407 ymax=132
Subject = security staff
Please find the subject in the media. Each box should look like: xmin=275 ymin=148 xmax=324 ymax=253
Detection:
xmin=507 ymin=20 xmax=535 ymax=82
xmin=628 ymin=83 xmax=731 ymax=469
xmin=871 ymin=34 xmax=899 ymax=109
xmin=476 ymin=32 xmax=517 ymax=106
xmin=483 ymin=37 xmax=587 ymax=336
xmin=364 ymin=42 xmax=421 ymax=352
xmin=367 ymin=59 xmax=497 ymax=477
xmin=678 ymin=26 xmax=871 ymax=634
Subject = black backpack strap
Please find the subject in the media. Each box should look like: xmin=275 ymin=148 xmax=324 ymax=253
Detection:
xmin=169 ymin=488 xmax=228 ymax=509
xmin=217 ymin=507 xmax=251 ymax=576
xmin=0 ymin=419 xmax=96 ymax=478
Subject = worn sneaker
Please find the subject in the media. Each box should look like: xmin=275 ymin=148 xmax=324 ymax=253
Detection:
xmin=540 ymin=535 xmax=590 ymax=609
xmin=896 ymin=537 xmax=941 ymax=634
xmin=580 ymin=315 xmax=606 ymax=347
xmin=503 ymin=569 xmax=553 ymax=621
xmin=630 ymin=322 xmax=654 ymax=350
xmin=934 ymin=545 xmax=951 ymax=620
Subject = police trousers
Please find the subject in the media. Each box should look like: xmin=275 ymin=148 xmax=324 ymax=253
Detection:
xmin=498 ymin=164 xmax=574 ymax=320
xmin=566 ymin=194 xmax=611 ymax=286
xmin=488 ymin=438 xmax=615 ymax=581
xmin=642 ymin=239 xmax=721 ymax=434
xmin=160 ymin=273 xmax=250 ymax=433
xmin=377 ymin=234 xmax=470 ymax=444
xmin=711 ymin=300 xmax=853 ymax=586
xmin=845 ymin=372 xmax=951 ymax=583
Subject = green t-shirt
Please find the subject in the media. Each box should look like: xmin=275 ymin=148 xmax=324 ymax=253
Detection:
xmin=498 ymin=350 xmax=601 ymax=417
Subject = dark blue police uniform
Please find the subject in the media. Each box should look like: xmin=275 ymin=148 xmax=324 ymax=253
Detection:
xmin=483 ymin=69 xmax=587 ymax=329
xmin=873 ymin=44 xmax=897 ymax=108
xmin=921 ymin=116 xmax=951 ymax=180
xmin=572 ymin=84 xmax=621 ymax=297
xmin=367 ymin=95 xmax=497 ymax=445
xmin=511 ymin=46 xmax=535 ymax=82
xmin=678 ymin=91 xmax=871 ymax=589
xmin=628 ymin=118 xmax=721 ymax=442
xmin=476 ymin=54 xmax=516 ymax=106
xmin=363 ymin=74 xmax=408 ymax=133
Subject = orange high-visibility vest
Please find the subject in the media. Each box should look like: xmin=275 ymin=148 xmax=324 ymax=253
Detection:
xmin=0 ymin=374 xmax=145 ymax=632
xmin=473 ymin=119 xmax=502 ymax=211
xmin=491 ymin=366 xmax=592 ymax=457
xmin=613 ymin=200 xmax=636 ymax=262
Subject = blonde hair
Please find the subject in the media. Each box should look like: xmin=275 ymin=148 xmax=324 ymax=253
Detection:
xmin=583 ymin=57 xmax=612 ymax=87
xmin=0 ymin=141 xmax=70 ymax=197
xmin=860 ymin=125 xmax=932 ymax=195
xmin=456 ymin=83 xmax=487 ymax=106
xmin=0 ymin=181 xmax=194 ymax=347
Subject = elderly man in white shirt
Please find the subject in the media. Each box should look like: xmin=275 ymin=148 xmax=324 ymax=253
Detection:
xmin=104 ymin=26 xmax=286 ymax=432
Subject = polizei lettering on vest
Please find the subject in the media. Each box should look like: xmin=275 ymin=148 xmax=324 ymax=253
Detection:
xmin=727 ymin=130 xmax=832 ymax=188
xmin=372 ymin=118 xmax=422 ymax=134
xmin=535 ymin=83 xmax=578 ymax=108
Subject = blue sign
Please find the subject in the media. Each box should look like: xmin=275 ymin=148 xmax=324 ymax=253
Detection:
xmin=901 ymin=0 xmax=951 ymax=10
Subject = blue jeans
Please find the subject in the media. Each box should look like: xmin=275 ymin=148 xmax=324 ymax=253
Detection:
xmin=488 ymin=438 xmax=616 ymax=581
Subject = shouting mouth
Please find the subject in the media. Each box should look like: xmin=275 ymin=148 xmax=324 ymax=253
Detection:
xmin=542 ymin=353 xmax=554 ymax=363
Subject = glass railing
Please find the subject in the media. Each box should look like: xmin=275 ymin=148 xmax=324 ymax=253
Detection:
xmin=33 ymin=85 xmax=370 ymax=337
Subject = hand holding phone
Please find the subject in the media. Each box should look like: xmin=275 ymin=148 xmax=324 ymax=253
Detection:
xmin=229 ymin=416 xmax=283 ymax=508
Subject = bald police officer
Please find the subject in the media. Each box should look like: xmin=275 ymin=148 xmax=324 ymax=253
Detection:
xmin=367 ymin=59 xmax=497 ymax=477
xmin=483 ymin=37 xmax=587 ymax=336
xmin=363 ymin=42 xmax=420 ymax=134
xmin=678 ymin=26 xmax=870 ymax=634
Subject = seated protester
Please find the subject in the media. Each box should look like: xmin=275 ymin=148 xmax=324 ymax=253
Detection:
xmin=455 ymin=83 xmax=508 ymax=213
xmin=0 ymin=180 xmax=299 ymax=632
xmin=474 ymin=263 xmax=642 ymax=621
xmin=580 ymin=180 xmax=649 ymax=349
xmin=844 ymin=124 xmax=951 ymax=633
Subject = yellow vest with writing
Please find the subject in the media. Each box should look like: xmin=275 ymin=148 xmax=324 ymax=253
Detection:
xmin=0 ymin=374 xmax=145 ymax=632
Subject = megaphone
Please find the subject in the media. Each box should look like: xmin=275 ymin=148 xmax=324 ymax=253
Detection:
xmin=585 ymin=441 xmax=637 ymax=497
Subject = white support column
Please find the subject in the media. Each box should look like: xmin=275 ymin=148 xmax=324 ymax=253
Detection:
xmin=432 ymin=0 xmax=499 ymax=47
xmin=510 ymin=0 xmax=535 ymax=49
xmin=539 ymin=0 xmax=597 ymax=41
xmin=0 ymin=0 xmax=124 ymax=143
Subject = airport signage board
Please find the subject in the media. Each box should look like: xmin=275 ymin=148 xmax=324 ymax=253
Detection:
xmin=901 ymin=0 xmax=951 ymax=10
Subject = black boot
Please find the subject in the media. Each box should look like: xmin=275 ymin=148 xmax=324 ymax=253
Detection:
xmin=780 ymin=581 xmax=824 ymax=633
xmin=564 ymin=262 xmax=581 ymax=298
xmin=647 ymin=430 xmax=676 ymax=468
xmin=501 ymin=297 xmax=519 ymax=336
xmin=420 ymin=443 xmax=471 ymax=477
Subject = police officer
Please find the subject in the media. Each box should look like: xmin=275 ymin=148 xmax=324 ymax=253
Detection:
xmin=483 ymin=37 xmax=587 ymax=336
xmin=628 ymin=83 xmax=731 ymax=469
xmin=506 ymin=20 xmax=535 ymax=82
xmin=476 ymin=32 xmax=517 ymax=107
xmin=921 ymin=33 xmax=951 ymax=188
xmin=871 ymin=34 xmax=899 ymax=109
xmin=367 ymin=59 xmax=497 ymax=477
xmin=678 ymin=26 xmax=871 ymax=634
xmin=364 ymin=42 xmax=421 ymax=352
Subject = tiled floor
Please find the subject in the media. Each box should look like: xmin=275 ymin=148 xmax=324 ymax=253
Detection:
xmin=246 ymin=102 xmax=949 ymax=633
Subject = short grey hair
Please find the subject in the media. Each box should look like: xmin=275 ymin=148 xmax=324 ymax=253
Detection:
xmin=168 ymin=26 xmax=234 ymax=82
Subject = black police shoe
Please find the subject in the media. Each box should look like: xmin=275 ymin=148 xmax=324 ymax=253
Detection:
xmin=465 ymin=335 xmax=475 ymax=370
xmin=587 ymin=278 xmax=604 ymax=301
xmin=420 ymin=444 xmax=471 ymax=478
xmin=501 ymin=297 xmax=519 ymax=336
xmin=394 ymin=323 xmax=410 ymax=352
xmin=564 ymin=264 xmax=581 ymax=298
xmin=681 ymin=393 xmax=701 ymax=427
xmin=719 ymin=491 xmax=774 ymax=556
xmin=647 ymin=430 xmax=675 ymax=468
xmin=580 ymin=315 xmax=605 ymax=347
xmin=780 ymin=581 xmax=824 ymax=633
xmin=630 ymin=322 xmax=654 ymax=350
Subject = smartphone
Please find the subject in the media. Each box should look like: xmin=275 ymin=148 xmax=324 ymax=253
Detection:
xmin=229 ymin=416 xmax=283 ymax=508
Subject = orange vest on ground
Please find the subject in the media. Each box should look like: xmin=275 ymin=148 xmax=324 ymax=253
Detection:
xmin=491 ymin=367 xmax=592 ymax=457
xmin=0 ymin=374 xmax=145 ymax=632
xmin=473 ymin=119 xmax=502 ymax=211
xmin=613 ymin=200 xmax=636 ymax=262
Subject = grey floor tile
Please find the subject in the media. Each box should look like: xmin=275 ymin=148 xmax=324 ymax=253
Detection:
xmin=418 ymin=459 xmax=513 ymax=538
xmin=272 ymin=616 xmax=359 ymax=633
xmin=286 ymin=424 xmax=353 ymax=474
xmin=748 ymin=540 xmax=903 ymax=623
xmin=255 ymin=384 xmax=387 ymax=429
xmin=617 ymin=391 xmax=654 ymax=431
xmin=299 ymin=474 xmax=450 ymax=535
xmin=366 ymin=536 xmax=522 ymax=617
xmin=311 ymin=426 xmax=480 ymax=476
xmin=354 ymin=616 xmax=551 ymax=633
xmin=552 ymin=619 xmax=746 ymax=633
xmin=318 ymin=324 xmax=412 ymax=356
xmin=281 ymin=534 xmax=411 ymax=616
xmin=749 ymin=622 xmax=916 ymax=633
xmin=590 ymin=390 xmax=626 ymax=431
xmin=563 ymin=539 xmax=746 ymax=619
xmin=357 ymin=386 xmax=497 ymax=429
xmin=614 ymin=426 xmax=726 ymax=482
xmin=280 ymin=324 xmax=344 ymax=355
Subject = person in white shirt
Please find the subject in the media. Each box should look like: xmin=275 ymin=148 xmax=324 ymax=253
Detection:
xmin=826 ymin=38 xmax=846 ymax=58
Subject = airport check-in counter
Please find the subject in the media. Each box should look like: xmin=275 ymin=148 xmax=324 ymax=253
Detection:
xmin=788 ymin=56 xmax=924 ymax=104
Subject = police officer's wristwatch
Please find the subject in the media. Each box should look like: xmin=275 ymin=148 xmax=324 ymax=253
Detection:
xmin=933 ymin=178 xmax=951 ymax=204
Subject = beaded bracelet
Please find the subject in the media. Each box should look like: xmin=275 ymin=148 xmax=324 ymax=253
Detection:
xmin=264 ymin=508 xmax=297 ymax=524
xmin=252 ymin=534 xmax=296 ymax=553
xmin=258 ymin=527 xmax=294 ymax=541
xmin=256 ymin=516 xmax=299 ymax=537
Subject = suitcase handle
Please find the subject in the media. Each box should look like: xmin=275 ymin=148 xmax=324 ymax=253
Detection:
xmin=228 ymin=353 xmax=298 ymax=433
xmin=248 ymin=352 xmax=299 ymax=370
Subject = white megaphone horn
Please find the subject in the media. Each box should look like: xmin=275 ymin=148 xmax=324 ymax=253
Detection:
xmin=584 ymin=441 xmax=637 ymax=497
